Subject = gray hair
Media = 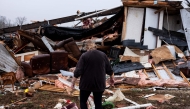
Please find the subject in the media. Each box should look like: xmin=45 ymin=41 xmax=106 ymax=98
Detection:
xmin=84 ymin=39 xmax=96 ymax=50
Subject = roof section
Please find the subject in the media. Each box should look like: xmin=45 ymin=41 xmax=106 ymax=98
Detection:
xmin=121 ymin=0 xmax=183 ymax=8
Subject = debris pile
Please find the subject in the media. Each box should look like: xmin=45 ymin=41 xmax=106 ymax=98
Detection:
xmin=0 ymin=0 xmax=190 ymax=108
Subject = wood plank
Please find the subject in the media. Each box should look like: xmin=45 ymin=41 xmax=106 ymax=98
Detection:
xmin=151 ymin=64 xmax=162 ymax=79
xmin=162 ymin=62 xmax=174 ymax=80
xmin=143 ymin=69 xmax=149 ymax=78
xmin=172 ymin=61 xmax=190 ymax=85
xmin=180 ymin=72 xmax=190 ymax=86
xmin=122 ymin=1 xmax=171 ymax=7
xmin=143 ymin=8 xmax=158 ymax=49
xmin=38 ymin=85 xmax=65 ymax=93
xmin=15 ymin=51 xmax=39 ymax=62
xmin=121 ymin=22 xmax=127 ymax=41
xmin=121 ymin=7 xmax=128 ymax=41
xmin=24 ymin=54 xmax=35 ymax=62
xmin=123 ymin=7 xmax=128 ymax=22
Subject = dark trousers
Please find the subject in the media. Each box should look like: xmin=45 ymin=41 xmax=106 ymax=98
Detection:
xmin=80 ymin=90 xmax=104 ymax=109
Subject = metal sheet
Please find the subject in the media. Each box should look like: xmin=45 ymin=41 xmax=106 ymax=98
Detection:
xmin=0 ymin=44 xmax=18 ymax=72
xmin=180 ymin=9 xmax=190 ymax=50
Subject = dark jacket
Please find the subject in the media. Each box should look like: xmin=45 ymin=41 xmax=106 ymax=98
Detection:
xmin=74 ymin=50 xmax=113 ymax=91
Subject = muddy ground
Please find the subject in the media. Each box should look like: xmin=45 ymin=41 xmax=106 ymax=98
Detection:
xmin=0 ymin=86 xmax=190 ymax=109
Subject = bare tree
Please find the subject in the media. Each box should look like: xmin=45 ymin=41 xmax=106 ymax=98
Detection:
xmin=0 ymin=16 xmax=7 ymax=28
xmin=6 ymin=19 xmax=15 ymax=27
xmin=0 ymin=16 xmax=16 ymax=29
xmin=15 ymin=16 xmax=27 ymax=26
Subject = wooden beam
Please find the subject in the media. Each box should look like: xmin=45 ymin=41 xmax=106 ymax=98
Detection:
xmin=162 ymin=62 xmax=174 ymax=80
xmin=180 ymin=71 xmax=190 ymax=86
xmin=0 ymin=6 xmax=122 ymax=35
xmin=154 ymin=7 xmax=165 ymax=14
xmin=143 ymin=69 xmax=149 ymax=78
xmin=122 ymin=1 xmax=171 ymax=7
xmin=121 ymin=7 xmax=128 ymax=41
xmin=151 ymin=64 xmax=162 ymax=79
xmin=172 ymin=61 xmax=190 ymax=86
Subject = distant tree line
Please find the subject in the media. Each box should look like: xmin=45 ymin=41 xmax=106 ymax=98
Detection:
xmin=0 ymin=16 xmax=27 ymax=29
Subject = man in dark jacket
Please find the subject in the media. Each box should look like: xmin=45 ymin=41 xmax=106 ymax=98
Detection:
xmin=71 ymin=39 xmax=114 ymax=109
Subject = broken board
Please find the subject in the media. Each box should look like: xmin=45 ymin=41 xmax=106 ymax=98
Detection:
xmin=15 ymin=51 xmax=40 ymax=62
xmin=122 ymin=7 xmax=144 ymax=42
xmin=180 ymin=9 xmax=190 ymax=51
xmin=143 ymin=8 xmax=159 ymax=49
xmin=38 ymin=84 xmax=65 ymax=92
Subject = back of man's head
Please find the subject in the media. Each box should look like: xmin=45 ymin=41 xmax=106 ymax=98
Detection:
xmin=85 ymin=39 xmax=96 ymax=51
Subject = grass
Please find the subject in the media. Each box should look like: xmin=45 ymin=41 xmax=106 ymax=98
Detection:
xmin=0 ymin=88 xmax=190 ymax=109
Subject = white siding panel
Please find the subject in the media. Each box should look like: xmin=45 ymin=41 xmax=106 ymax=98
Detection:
xmin=123 ymin=7 xmax=144 ymax=42
xmin=180 ymin=9 xmax=190 ymax=51
xmin=143 ymin=8 xmax=159 ymax=49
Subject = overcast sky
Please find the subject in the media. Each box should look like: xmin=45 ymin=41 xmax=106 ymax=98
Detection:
xmin=0 ymin=0 xmax=122 ymax=26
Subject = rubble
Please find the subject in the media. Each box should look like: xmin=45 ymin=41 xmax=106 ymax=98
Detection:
xmin=0 ymin=0 xmax=190 ymax=108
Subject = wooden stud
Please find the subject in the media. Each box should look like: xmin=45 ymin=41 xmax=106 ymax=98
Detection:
xmin=121 ymin=7 xmax=128 ymax=41
xmin=172 ymin=61 xmax=190 ymax=86
xmin=151 ymin=64 xmax=162 ymax=79
xmin=180 ymin=72 xmax=190 ymax=86
xmin=162 ymin=62 xmax=174 ymax=80
xmin=143 ymin=69 xmax=149 ymax=78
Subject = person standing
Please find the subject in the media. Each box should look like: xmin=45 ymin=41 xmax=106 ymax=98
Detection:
xmin=71 ymin=39 xmax=114 ymax=109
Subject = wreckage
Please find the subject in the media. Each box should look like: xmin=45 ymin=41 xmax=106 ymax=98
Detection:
xmin=0 ymin=0 xmax=190 ymax=108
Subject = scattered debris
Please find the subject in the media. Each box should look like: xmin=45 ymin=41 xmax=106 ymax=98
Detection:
xmin=0 ymin=0 xmax=190 ymax=108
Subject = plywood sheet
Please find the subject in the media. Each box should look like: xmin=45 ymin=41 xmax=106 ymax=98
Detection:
xmin=143 ymin=8 xmax=158 ymax=49
xmin=123 ymin=7 xmax=144 ymax=42
xmin=180 ymin=9 xmax=190 ymax=51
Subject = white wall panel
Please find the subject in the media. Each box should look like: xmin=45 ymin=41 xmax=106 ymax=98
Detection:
xmin=143 ymin=8 xmax=159 ymax=49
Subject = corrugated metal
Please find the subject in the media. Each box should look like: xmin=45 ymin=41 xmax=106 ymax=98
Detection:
xmin=0 ymin=44 xmax=18 ymax=72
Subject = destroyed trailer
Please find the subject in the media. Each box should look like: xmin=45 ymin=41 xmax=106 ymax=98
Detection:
xmin=0 ymin=0 xmax=190 ymax=108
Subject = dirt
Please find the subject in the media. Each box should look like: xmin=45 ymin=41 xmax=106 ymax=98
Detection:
xmin=0 ymin=87 xmax=190 ymax=109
